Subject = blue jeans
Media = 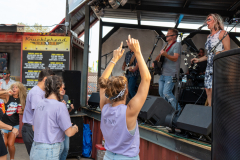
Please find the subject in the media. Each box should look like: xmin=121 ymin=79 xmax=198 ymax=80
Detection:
xmin=127 ymin=76 xmax=138 ymax=99
xmin=2 ymin=125 xmax=19 ymax=133
xmin=104 ymin=151 xmax=140 ymax=160
xmin=30 ymin=142 xmax=62 ymax=160
xmin=60 ymin=135 xmax=69 ymax=160
xmin=159 ymin=75 xmax=181 ymax=110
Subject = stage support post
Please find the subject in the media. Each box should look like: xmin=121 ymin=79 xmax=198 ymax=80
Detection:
xmin=81 ymin=3 xmax=90 ymax=107
xmin=97 ymin=19 xmax=103 ymax=81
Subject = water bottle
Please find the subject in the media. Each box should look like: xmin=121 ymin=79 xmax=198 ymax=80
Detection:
xmin=182 ymin=75 xmax=187 ymax=83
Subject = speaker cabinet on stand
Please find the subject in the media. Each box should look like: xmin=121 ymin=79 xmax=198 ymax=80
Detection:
xmin=212 ymin=48 xmax=240 ymax=160
xmin=54 ymin=70 xmax=81 ymax=114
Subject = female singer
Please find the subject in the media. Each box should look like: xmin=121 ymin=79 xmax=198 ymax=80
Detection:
xmin=191 ymin=13 xmax=230 ymax=106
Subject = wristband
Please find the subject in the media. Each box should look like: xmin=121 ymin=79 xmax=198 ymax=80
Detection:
xmin=11 ymin=126 xmax=14 ymax=131
xmin=110 ymin=61 xmax=116 ymax=65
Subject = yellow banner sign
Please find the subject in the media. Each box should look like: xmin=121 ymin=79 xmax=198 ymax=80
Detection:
xmin=22 ymin=36 xmax=70 ymax=51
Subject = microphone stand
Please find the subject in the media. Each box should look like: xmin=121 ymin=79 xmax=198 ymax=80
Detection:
xmin=146 ymin=38 xmax=161 ymax=68
xmin=174 ymin=34 xmax=183 ymax=111
xmin=101 ymin=51 xmax=113 ymax=69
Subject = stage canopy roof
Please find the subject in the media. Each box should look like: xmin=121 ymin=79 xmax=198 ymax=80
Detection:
xmin=51 ymin=0 xmax=240 ymax=45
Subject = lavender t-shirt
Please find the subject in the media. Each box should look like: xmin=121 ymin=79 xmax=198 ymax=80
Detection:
xmin=33 ymin=99 xmax=72 ymax=144
xmin=22 ymin=85 xmax=45 ymax=125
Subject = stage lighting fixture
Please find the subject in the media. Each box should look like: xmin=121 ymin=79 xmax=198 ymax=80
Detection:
xmin=109 ymin=0 xmax=120 ymax=9
xmin=88 ymin=0 xmax=128 ymax=18
xmin=90 ymin=6 xmax=104 ymax=17
xmin=118 ymin=0 xmax=127 ymax=6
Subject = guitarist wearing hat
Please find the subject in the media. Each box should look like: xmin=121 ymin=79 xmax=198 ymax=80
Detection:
xmin=122 ymin=49 xmax=139 ymax=99
xmin=152 ymin=28 xmax=182 ymax=110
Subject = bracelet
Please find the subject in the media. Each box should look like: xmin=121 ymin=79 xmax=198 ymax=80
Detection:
xmin=110 ymin=61 xmax=116 ymax=65
xmin=11 ymin=126 xmax=14 ymax=131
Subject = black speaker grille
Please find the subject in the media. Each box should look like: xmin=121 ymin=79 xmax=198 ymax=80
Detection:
xmin=68 ymin=116 xmax=83 ymax=157
xmin=213 ymin=50 xmax=240 ymax=160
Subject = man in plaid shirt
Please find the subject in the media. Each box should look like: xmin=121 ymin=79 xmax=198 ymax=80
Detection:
xmin=122 ymin=50 xmax=140 ymax=99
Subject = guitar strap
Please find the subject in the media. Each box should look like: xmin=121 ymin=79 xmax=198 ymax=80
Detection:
xmin=158 ymin=41 xmax=176 ymax=61
xmin=166 ymin=41 xmax=176 ymax=52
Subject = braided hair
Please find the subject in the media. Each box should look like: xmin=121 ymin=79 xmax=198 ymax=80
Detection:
xmin=44 ymin=75 xmax=63 ymax=101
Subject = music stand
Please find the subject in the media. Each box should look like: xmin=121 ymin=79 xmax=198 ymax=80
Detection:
xmin=182 ymin=38 xmax=199 ymax=53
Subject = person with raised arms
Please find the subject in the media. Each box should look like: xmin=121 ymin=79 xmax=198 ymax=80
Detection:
xmin=98 ymin=35 xmax=151 ymax=160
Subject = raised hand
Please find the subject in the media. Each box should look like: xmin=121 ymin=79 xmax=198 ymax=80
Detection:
xmin=126 ymin=35 xmax=141 ymax=55
xmin=112 ymin=42 xmax=125 ymax=63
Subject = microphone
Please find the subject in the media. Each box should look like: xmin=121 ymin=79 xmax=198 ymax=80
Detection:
xmin=156 ymin=34 xmax=182 ymax=39
xmin=198 ymin=23 xmax=207 ymax=30
xmin=122 ymin=45 xmax=128 ymax=48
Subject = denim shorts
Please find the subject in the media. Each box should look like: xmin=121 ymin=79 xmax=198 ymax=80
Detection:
xmin=104 ymin=151 xmax=140 ymax=160
xmin=1 ymin=125 xmax=19 ymax=134
xmin=30 ymin=142 xmax=62 ymax=160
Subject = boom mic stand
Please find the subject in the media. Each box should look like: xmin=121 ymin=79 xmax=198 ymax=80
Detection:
xmin=101 ymin=51 xmax=113 ymax=69
xmin=146 ymin=38 xmax=162 ymax=68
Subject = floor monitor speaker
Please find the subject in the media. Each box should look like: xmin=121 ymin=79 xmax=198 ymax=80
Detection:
xmin=138 ymin=95 xmax=175 ymax=126
xmin=88 ymin=92 xmax=100 ymax=107
xmin=176 ymin=104 xmax=212 ymax=135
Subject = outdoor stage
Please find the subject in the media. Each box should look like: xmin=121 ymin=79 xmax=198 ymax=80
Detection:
xmin=81 ymin=106 xmax=211 ymax=160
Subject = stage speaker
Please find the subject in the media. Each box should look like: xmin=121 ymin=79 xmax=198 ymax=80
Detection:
xmin=176 ymin=104 xmax=212 ymax=135
xmin=179 ymin=88 xmax=207 ymax=105
xmin=68 ymin=115 xmax=84 ymax=158
xmin=138 ymin=95 xmax=175 ymax=126
xmin=88 ymin=92 xmax=100 ymax=107
xmin=54 ymin=70 xmax=81 ymax=113
xmin=212 ymin=48 xmax=240 ymax=160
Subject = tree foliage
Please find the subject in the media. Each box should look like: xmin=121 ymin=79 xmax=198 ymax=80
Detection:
xmin=17 ymin=22 xmax=50 ymax=32
xmin=88 ymin=67 xmax=93 ymax=72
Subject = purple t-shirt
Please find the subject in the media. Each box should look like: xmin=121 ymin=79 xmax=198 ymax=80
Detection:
xmin=22 ymin=85 xmax=45 ymax=125
xmin=33 ymin=99 xmax=72 ymax=144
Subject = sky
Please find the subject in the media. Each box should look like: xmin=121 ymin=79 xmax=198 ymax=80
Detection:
xmin=1 ymin=0 xmax=240 ymax=70
xmin=0 ymin=0 xmax=112 ymax=70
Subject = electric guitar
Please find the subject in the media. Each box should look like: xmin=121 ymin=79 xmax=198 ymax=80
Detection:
xmin=153 ymin=43 xmax=168 ymax=75
xmin=123 ymin=65 xmax=135 ymax=75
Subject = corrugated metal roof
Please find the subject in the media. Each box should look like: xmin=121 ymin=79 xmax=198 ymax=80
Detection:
xmin=51 ymin=0 xmax=240 ymax=37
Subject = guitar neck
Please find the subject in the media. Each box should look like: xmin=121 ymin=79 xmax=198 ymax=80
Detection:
xmin=163 ymin=43 xmax=168 ymax=51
